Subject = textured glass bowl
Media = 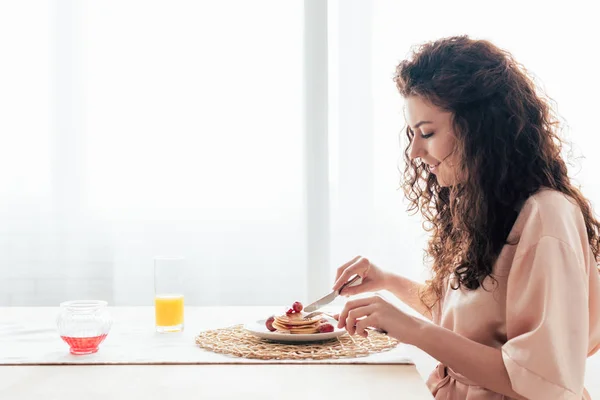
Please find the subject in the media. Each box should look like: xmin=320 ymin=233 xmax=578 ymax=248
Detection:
xmin=56 ymin=300 xmax=113 ymax=355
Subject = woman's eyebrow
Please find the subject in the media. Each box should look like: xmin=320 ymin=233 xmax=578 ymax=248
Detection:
xmin=411 ymin=120 xmax=433 ymax=130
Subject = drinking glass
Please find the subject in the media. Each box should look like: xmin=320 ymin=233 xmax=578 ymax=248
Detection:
xmin=154 ymin=257 xmax=185 ymax=333
xmin=56 ymin=300 xmax=112 ymax=354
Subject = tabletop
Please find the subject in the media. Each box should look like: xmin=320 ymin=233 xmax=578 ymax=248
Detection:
xmin=0 ymin=306 xmax=434 ymax=399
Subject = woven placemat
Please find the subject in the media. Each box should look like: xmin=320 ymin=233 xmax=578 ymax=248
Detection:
xmin=194 ymin=325 xmax=399 ymax=360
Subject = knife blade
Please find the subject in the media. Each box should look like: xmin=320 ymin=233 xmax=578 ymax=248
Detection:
xmin=304 ymin=275 xmax=363 ymax=313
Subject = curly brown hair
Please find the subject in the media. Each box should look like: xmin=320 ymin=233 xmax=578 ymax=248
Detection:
xmin=394 ymin=36 xmax=600 ymax=310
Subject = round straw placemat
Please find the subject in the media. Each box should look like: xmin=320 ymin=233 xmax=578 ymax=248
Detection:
xmin=195 ymin=325 xmax=399 ymax=360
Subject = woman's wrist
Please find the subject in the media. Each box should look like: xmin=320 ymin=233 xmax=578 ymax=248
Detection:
xmin=403 ymin=315 xmax=429 ymax=346
xmin=384 ymin=274 xmax=432 ymax=321
xmin=380 ymin=270 xmax=396 ymax=291
xmin=383 ymin=271 xmax=407 ymax=296
xmin=385 ymin=310 xmax=426 ymax=344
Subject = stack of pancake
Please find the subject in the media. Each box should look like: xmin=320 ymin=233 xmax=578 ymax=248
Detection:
xmin=272 ymin=312 xmax=323 ymax=334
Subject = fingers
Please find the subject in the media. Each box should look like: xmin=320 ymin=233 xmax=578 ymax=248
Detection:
xmin=334 ymin=255 xmax=361 ymax=283
xmin=340 ymin=279 xmax=376 ymax=297
xmin=355 ymin=316 xmax=375 ymax=338
xmin=337 ymin=296 xmax=378 ymax=329
xmin=342 ymin=304 xmax=375 ymax=336
xmin=332 ymin=256 xmax=371 ymax=293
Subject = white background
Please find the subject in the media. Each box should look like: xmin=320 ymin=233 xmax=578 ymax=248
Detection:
xmin=1 ymin=0 xmax=598 ymax=307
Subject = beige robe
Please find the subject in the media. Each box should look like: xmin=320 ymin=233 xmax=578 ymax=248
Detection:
xmin=426 ymin=189 xmax=600 ymax=399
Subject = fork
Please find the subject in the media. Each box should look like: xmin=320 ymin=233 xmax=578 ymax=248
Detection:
xmin=303 ymin=310 xmax=337 ymax=320
xmin=304 ymin=311 xmax=387 ymax=335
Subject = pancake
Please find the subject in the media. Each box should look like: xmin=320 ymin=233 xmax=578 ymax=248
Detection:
xmin=275 ymin=312 xmax=319 ymax=325
xmin=272 ymin=320 xmax=319 ymax=334
xmin=272 ymin=312 xmax=324 ymax=334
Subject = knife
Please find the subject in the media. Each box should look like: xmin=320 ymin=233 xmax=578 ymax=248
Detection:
xmin=304 ymin=275 xmax=363 ymax=313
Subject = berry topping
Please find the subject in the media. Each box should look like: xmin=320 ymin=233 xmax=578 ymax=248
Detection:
xmin=265 ymin=316 xmax=276 ymax=332
xmin=292 ymin=301 xmax=303 ymax=313
xmin=318 ymin=323 xmax=334 ymax=333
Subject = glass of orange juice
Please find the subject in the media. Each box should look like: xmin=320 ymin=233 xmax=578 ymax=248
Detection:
xmin=154 ymin=257 xmax=185 ymax=333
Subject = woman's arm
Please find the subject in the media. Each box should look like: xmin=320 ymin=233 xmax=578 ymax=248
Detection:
xmin=332 ymin=256 xmax=432 ymax=320
xmin=410 ymin=320 xmax=526 ymax=399
xmin=338 ymin=295 xmax=524 ymax=398
xmin=385 ymin=273 xmax=432 ymax=320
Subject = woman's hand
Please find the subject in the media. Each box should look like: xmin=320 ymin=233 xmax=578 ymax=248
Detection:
xmin=332 ymin=256 xmax=390 ymax=296
xmin=337 ymin=294 xmax=421 ymax=342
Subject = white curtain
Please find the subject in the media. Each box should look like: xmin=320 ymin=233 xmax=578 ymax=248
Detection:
xmin=328 ymin=0 xmax=428 ymax=288
xmin=0 ymin=0 xmax=308 ymax=306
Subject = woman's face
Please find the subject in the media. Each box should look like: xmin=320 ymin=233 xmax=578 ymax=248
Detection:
xmin=405 ymin=95 xmax=460 ymax=187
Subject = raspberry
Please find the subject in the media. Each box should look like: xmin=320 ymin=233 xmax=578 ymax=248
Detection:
xmin=286 ymin=308 xmax=294 ymax=315
xmin=265 ymin=316 xmax=276 ymax=332
xmin=318 ymin=323 xmax=334 ymax=333
xmin=292 ymin=301 xmax=303 ymax=313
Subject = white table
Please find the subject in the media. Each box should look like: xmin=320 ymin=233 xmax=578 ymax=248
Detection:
xmin=0 ymin=306 xmax=434 ymax=399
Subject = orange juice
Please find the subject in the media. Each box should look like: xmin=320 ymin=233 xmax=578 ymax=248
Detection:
xmin=155 ymin=294 xmax=184 ymax=331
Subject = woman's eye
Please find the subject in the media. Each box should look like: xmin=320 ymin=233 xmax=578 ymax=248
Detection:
xmin=421 ymin=132 xmax=434 ymax=139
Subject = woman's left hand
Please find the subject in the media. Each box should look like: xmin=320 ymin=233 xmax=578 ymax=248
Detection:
xmin=337 ymin=294 xmax=421 ymax=343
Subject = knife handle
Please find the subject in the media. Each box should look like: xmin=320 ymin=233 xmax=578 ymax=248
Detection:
xmin=338 ymin=274 xmax=362 ymax=294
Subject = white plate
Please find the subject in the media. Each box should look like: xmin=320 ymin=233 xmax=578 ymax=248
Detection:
xmin=244 ymin=318 xmax=346 ymax=343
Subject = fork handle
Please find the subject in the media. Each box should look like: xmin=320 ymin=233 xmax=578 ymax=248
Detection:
xmin=365 ymin=327 xmax=388 ymax=335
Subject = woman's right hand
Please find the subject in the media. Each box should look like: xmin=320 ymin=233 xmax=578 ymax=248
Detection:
xmin=332 ymin=256 xmax=389 ymax=297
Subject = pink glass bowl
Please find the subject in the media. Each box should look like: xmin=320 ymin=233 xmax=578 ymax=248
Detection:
xmin=56 ymin=300 xmax=112 ymax=355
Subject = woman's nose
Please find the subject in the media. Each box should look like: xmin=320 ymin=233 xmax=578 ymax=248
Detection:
xmin=409 ymin=137 xmax=425 ymax=161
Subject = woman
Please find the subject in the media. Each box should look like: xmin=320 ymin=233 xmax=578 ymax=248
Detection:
xmin=333 ymin=36 xmax=600 ymax=399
